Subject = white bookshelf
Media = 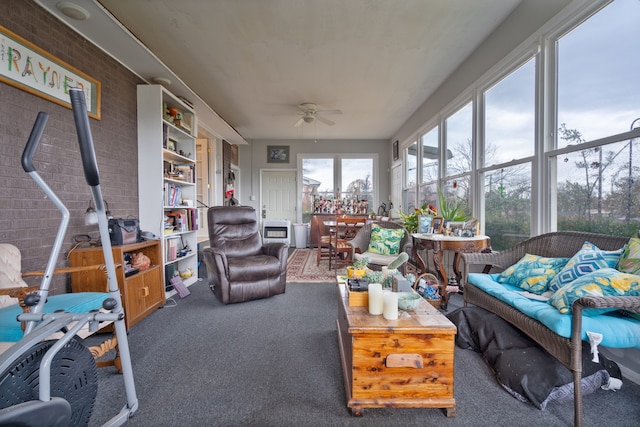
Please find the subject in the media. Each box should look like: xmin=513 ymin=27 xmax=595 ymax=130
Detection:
xmin=137 ymin=84 xmax=199 ymax=297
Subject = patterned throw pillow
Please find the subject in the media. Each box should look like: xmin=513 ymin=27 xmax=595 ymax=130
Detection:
xmin=549 ymin=268 xmax=640 ymax=314
xmin=367 ymin=225 xmax=404 ymax=255
xmin=547 ymin=241 xmax=625 ymax=293
xmin=497 ymin=254 xmax=569 ymax=294
xmin=617 ymin=237 xmax=640 ymax=275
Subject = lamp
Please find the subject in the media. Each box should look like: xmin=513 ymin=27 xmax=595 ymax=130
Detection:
xmin=84 ymin=199 xmax=112 ymax=225
xmin=311 ymin=186 xmax=318 ymax=197
xmin=84 ymin=199 xmax=97 ymax=225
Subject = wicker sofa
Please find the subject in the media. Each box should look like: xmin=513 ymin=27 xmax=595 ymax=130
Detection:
xmin=460 ymin=231 xmax=640 ymax=427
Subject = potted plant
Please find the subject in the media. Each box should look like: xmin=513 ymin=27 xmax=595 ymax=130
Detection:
xmin=438 ymin=188 xmax=470 ymax=222
xmin=398 ymin=203 xmax=437 ymax=233
xmin=347 ymin=256 xmax=369 ymax=279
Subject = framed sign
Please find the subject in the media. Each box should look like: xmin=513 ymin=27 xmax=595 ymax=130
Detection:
xmin=0 ymin=25 xmax=101 ymax=119
xmin=418 ymin=215 xmax=433 ymax=233
xmin=267 ymin=145 xmax=289 ymax=163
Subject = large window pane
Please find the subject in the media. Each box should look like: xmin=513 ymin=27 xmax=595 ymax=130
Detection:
xmin=557 ymin=0 xmax=640 ymax=144
xmin=555 ymin=138 xmax=640 ymax=236
xmin=341 ymin=158 xmax=373 ymax=214
xmin=484 ymin=58 xmax=535 ymax=165
xmin=405 ymin=141 xmax=418 ymax=187
xmin=404 ymin=141 xmax=418 ymax=213
xmin=445 ymin=102 xmax=472 ymax=177
xmin=421 ymin=127 xmax=439 ymax=183
xmin=303 ymin=158 xmax=334 ymax=220
xmin=484 ymin=163 xmax=531 ymax=250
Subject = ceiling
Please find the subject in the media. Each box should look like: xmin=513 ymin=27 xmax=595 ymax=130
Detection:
xmin=37 ymin=0 xmax=523 ymax=142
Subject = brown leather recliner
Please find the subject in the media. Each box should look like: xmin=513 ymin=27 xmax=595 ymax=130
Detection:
xmin=203 ymin=206 xmax=288 ymax=304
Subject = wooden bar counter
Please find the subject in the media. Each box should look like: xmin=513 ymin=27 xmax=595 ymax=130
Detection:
xmin=336 ymin=283 xmax=457 ymax=417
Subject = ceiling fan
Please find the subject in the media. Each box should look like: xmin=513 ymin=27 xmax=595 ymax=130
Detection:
xmin=294 ymin=103 xmax=342 ymax=127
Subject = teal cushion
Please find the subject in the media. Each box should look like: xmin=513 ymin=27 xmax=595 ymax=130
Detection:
xmin=547 ymin=241 xmax=625 ymax=293
xmin=367 ymin=225 xmax=404 ymax=255
xmin=549 ymin=268 xmax=640 ymax=314
xmin=467 ymin=272 xmax=640 ymax=348
xmin=0 ymin=292 xmax=109 ymax=342
xmin=498 ymin=254 xmax=569 ymax=294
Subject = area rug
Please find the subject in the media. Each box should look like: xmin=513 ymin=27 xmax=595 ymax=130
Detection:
xmin=286 ymin=249 xmax=346 ymax=283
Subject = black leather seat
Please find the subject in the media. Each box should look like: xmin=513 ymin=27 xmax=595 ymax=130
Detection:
xmin=203 ymin=206 xmax=288 ymax=304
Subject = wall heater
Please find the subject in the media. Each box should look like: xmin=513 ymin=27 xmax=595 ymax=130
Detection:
xmin=262 ymin=219 xmax=291 ymax=245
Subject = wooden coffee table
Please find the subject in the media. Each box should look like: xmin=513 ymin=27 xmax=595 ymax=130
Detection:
xmin=336 ymin=282 xmax=457 ymax=416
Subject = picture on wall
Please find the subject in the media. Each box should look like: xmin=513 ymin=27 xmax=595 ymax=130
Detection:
xmin=267 ymin=145 xmax=289 ymax=163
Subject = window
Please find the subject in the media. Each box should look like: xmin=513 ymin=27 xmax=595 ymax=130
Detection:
xmin=557 ymin=0 xmax=640 ymax=145
xmin=341 ymin=157 xmax=373 ymax=212
xmin=484 ymin=58 xmax=535 ymax=166
xmin=419 ymin=127 xmax=439 ymax=208
xmin=300 ymin=155 xmax=377 ymax=222
xmin=553 ymin=0 xmax=640 ymax=235
xmin=302 ymin=157 xmax=334 ymax=222
xmin=480 ymin=56 xmax=536 ymax=248
xmin=445 ymin=102 xmax=473 ymax=177
xmin=397 ymin=0 xmax=640 ymax=248
xmin=443 ymin=102 xmax=473 ymax=221
xmin=404 ymin=140 xmax=418 ymax=213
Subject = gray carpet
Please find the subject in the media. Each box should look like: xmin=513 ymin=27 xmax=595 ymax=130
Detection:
xmin=88 ymin=280 xmax=640 ymax=426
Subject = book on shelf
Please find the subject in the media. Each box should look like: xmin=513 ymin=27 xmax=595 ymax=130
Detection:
xmin=163 ymin=183 xmax=182 ymax=207
xmin=165 ymin=237 xmax=179 ymax=261
xmin=165 ymin=209 xmax=196 ymax=232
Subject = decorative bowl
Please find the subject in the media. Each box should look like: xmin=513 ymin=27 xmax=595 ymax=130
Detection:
xmin=397 ymin=292 xmax=421 ymax=310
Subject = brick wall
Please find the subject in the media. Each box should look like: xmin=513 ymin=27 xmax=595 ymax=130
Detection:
xmin=0 ymin=1 xmax=143 ymax=293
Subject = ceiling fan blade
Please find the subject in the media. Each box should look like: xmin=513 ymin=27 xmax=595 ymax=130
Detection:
xmin=294 ymin=117 xmax=304 ymax=127
xmin=316 ymin=115 xmax=335 ymax=126
xmin=318 ymin=109 xmax=342 ymax=115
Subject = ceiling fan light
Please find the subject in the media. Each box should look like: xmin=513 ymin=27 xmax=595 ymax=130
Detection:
xmin=303 ymin=115 xmax=315 ymax=124
xmin=56 ymin=2 xmax=90 ymax=20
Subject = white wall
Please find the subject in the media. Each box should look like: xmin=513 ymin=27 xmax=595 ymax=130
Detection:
xmin=237 ymin=138 xmax=390 ymax=214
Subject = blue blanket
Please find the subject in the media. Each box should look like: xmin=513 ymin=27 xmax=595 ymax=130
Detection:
xmin=467 ymin=273 xmax=640 ymax=349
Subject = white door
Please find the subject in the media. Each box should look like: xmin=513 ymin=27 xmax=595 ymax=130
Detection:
xmin=261 ymin=170 xmax=297 ymax=223
xmin=391 ymin=163 xmax=402 ymax=217
xmin=196 ymin=138 xmax=209 ymax=242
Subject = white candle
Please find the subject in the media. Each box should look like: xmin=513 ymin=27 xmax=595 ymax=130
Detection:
xmin=382 ymin=290 xmax=398 ymax=320
xmin=368 ymin=283 xmax=383 ymax=315
xmin=381 ymin=266 xmax=389 ymax=279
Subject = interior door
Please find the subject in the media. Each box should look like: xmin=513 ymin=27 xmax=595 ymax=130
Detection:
xmin=196 ymin=138 xmax=209 ymax=241
xmin=391 ymin=163 xmax=402 ymax=217
xmin=261 ymin=170 xmax=297 ymax=223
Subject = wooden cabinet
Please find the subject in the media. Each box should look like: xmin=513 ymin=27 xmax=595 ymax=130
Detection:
xmin=69 ymin=240 xmax=165 ymax=330
xmin=137 ymin=84 xmax=199 ymax=297
xmin=336 ymin=282 xmax=456 ymax=416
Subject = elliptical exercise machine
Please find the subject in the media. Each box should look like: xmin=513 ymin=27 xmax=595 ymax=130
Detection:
xmin=0 ymin=88 xmax=139 ymax=426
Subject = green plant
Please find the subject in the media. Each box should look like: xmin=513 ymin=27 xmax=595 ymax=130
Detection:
xmin=353 ymin=256 xmax=369 ymax=269
xmin=364 ymin=271 xmax=384 ymax=284
xmin=438 ymin=189 xmax=470 ymax=222
xmin=398 ymin=203 xmax=437 ymax=233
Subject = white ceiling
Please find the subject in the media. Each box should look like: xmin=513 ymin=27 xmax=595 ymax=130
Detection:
xmin=37 ymin=0 xmax=523 ymax=142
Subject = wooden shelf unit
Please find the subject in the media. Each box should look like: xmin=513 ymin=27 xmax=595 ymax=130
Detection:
xmin=69 ymin=240 xmax=165 ymax=330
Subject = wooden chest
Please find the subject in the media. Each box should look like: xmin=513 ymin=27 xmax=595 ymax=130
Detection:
xmin=336 ymin=283 xmax=456 ymax=416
